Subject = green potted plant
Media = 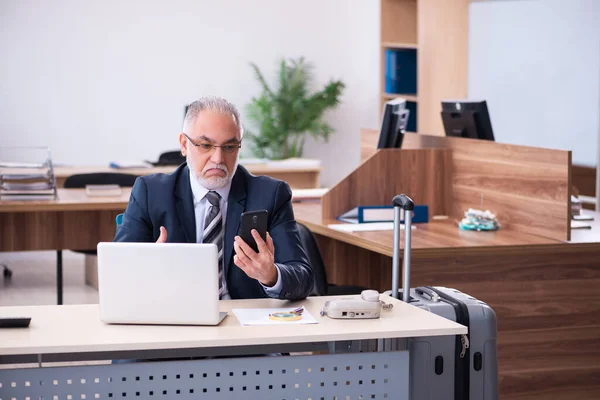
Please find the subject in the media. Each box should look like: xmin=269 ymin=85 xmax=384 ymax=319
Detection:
xmin=244 ymin=57 xmax=345 ymax=160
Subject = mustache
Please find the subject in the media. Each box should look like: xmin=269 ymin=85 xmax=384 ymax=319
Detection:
xmin=202 ymin=163 xmax=229 ymax=174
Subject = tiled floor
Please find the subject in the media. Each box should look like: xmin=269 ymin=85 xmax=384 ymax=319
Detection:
xmin=0 ymin=250 xmax=99 ymax=307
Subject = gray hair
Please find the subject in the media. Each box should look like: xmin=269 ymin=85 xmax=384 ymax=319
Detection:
xmin=183 ymin=96 xmax=244 ymax=137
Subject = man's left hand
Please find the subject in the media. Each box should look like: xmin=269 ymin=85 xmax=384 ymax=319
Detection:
xmin=233 ymin=230 xmax=278 ymax=286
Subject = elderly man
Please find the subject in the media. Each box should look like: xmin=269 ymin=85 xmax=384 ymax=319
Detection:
xmin=114 ymin=96 xmax=313 ymax=301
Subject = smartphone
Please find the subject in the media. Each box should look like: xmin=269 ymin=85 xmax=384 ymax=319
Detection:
xmin=239 ymin=210 xmax=268 ymax=253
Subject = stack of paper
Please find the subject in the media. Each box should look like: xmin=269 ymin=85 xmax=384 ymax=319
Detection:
xmin=85 ymin=184 xmax=123 ymax=197
xmin=0 ymin=150 xmax=58 ymax=201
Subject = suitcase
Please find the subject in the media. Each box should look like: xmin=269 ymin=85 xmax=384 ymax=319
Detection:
xmin=388 ymin=195 xmax=499 ymax=400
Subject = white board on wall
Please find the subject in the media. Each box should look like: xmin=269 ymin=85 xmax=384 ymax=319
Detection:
xmin=468 ymin=0 xmax=600 ymax=167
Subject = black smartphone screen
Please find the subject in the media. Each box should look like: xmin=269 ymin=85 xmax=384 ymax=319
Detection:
xmin=239 ymin=210 xmax=268 ymax=253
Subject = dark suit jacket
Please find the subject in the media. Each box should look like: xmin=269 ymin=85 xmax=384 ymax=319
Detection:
xmin=113 ymin=163 xmax=314 ymax=301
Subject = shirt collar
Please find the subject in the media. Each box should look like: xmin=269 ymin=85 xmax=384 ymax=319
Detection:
xmin=189 ymin=169 xmax=232 ymax=205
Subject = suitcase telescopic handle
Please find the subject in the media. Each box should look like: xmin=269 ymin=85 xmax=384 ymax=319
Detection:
xmin=392 ymin=194 xmax=414 ymax=303
xmin=392 ymin=194 xmax=415 ymax=211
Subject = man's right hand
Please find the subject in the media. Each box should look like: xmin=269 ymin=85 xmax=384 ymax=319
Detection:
xmin=156 ymin=226 xmax=167 ymax=243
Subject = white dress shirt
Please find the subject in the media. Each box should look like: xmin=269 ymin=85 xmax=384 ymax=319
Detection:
xmin=189 ymin=170 xmax=282 ymax=299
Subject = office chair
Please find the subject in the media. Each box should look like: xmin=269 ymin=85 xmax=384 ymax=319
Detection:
xmin=146 ymin=151 xmax=185 ymax=166
xmin=296 ymin=222 xmax=369 ymax=296
xmin=49 ymin=173 xmax=138 ymax=304
xmin=63 ymin=172 xmax=139 ymax=188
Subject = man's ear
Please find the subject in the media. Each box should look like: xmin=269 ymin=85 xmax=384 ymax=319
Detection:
xmin=178 ymin=133 xmax=187 ymax=156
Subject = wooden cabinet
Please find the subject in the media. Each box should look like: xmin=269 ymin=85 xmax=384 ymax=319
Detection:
xmin=380 ymin=0 xmax=469 ymax=136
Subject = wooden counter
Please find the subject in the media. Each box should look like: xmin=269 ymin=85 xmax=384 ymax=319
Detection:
xmin=293 ymin=203 xmax=559 ymax=257
xmin=293 ymin=202 xmax=600 ymax=400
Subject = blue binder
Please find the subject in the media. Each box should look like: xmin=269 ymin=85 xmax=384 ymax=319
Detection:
xmin=385 ymin=48 xmax=417 ymax=95
xmin=338 ymin=205 xmax=428 ymax=224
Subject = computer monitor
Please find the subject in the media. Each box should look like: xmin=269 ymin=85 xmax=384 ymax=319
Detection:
xmin=377 ymin=97 xmax=410 ymax=149
xmin=441 ymin=99 xmax=495 ymax=141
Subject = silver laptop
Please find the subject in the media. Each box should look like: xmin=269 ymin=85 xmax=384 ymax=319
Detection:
xmin=97 ymin=242 xmax=227 ymax=326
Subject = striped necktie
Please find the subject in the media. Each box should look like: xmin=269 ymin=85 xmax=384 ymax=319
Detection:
xmin=203 ymin=191 xmax=225 ymax=298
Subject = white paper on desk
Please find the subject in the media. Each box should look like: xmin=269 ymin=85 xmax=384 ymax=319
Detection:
xmin=232 ymin=308 xmax=319 ymax=326
xmin=292 ymin=188 xmax=329 ymax=201
xmin=85 ymin=184 xmax=123 ymax=197
xmin=327 ymin=222 xmax=416 ymax=232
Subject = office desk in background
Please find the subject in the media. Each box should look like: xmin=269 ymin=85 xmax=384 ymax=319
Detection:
xmin=0 ymin=295 xmax=466 ymax=400
xmin=293 ymin=202 xmax=600 ymax=400
xmin=334 ymin=129 xmax=599 ymax=400
xmin=0 ymin=189 xmax=323 ymax=253
xmin=0 ymin=189 xmax=128 ymax=252
xmin=51 ymin=160 xmax=322 ymax=189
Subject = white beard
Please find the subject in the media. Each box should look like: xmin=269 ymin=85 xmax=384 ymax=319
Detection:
xmin=188 ymin=156 xmax=238 ymax=190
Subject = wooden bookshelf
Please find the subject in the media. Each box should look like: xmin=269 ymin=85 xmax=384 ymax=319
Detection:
xmin=379 ymin=0 xmax=470 ymax=136
xmin=381 ymin=42 xmax=418 ymax=50
xmin=382 ymin=92 xmax=418 ymax=102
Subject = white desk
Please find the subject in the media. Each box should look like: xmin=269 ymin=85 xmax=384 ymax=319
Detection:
xmin=569 ymin=210 xmax=600 ymax=243
xmin=0 ymin=295 xmax=465 ymax=399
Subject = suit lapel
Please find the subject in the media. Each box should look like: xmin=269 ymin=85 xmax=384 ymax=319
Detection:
xmin=175 ymin=165 xmax=197 ymax=243
xmin=224 ymin=168 xmax=247 ymax=276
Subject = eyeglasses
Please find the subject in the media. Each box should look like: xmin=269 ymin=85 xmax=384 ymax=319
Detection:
xmin=183 ymin=133 xmax=241 ymax=154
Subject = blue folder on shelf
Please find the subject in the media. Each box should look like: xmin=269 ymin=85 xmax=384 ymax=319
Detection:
xmin=337 ymin=205 xmax=428 ymax=224
xmin=385 ymin=48 xmax=417 ymax=95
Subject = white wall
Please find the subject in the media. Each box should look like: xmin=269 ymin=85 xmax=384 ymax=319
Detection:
xmin=468 ymin=0 xmax=600 ymax=167
xmin=0 ymin=0 xmax=379 ymax=187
